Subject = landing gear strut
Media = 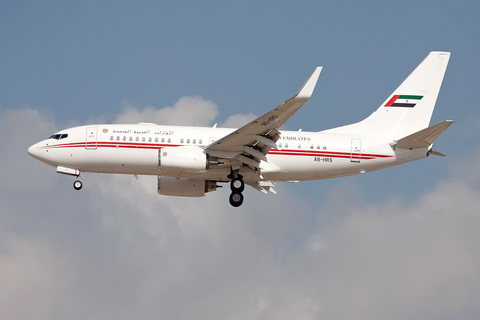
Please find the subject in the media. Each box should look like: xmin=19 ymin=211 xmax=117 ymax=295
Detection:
xmin=228 ymin=170 xmax=244 ymax=207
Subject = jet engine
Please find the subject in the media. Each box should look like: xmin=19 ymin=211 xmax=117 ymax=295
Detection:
xmin=158 ymin=147 xmax=207 ymax=173
xmin=158 ymin=177 xmax=218 ymax=197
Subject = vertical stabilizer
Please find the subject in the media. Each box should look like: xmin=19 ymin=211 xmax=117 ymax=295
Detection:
xmin=325 ymin=52 xmax=450 ymax=139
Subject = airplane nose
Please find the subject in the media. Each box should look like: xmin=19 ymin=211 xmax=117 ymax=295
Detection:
xmin=28 ymin=143 xmax=42 ymax=160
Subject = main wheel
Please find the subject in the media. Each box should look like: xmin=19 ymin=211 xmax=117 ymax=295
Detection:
xmin=229 ymin=192 xmax=244 ymax=207
xmin=73 ymin=180 xmax=83 ymax=190
xmin=230 ymin=177 xmax=245 ymax=193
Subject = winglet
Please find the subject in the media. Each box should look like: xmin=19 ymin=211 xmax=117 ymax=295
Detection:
xmin=295 ymin=67 xmax=322 ymax=99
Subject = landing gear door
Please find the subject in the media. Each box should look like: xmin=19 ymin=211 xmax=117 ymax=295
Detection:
xmin=351 ymin=138 xmax=361 ymax=163
xmin=86 ymin=127 xmax=98 ymax=150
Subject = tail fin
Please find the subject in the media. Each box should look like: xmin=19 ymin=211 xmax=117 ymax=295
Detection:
xmin=325 ymin=52 xmax=451 ymax=140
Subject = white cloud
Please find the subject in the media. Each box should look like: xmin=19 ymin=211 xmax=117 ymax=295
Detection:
xmin=300 ymin=176 xmax=480 ymax=319
xmin=2 ymin=104 xmax=480 ymax=320
xmin=115 ymin=96 xmax=219 ymax=126
xmin=0 ymin=108 xmax=57 ymax=190
xmin=0 ymin=236 xmax=60 ymax=320
xmin=219 ymin=113 xmax=257 ymax=128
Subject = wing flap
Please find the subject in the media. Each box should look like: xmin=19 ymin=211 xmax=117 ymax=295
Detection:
xmin=246 ymin=180 xmax=277 ymax=194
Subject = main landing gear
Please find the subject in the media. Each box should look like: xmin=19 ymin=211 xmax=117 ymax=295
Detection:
xmin=228 ymin=171 xmax=245 ymax=207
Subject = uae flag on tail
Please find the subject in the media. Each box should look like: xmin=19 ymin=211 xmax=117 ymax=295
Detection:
xmin=385 ymin=95 xmax=423 ymax=107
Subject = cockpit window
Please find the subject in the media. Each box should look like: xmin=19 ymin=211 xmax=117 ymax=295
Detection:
xmin=48 ymin=133 xmax=68 ymax=140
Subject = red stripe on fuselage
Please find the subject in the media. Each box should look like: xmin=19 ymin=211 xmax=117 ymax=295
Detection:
xmin=41 ymin=141 xmax=393 ymax=160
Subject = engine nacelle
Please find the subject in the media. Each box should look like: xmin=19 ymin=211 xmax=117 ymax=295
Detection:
xmin=158 ymin=147 xmax=207 ymax=173
xmin=158 ymin=177 xmax=217 ymax=197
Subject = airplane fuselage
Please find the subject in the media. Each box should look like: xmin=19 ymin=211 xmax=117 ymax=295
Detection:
xmin=28 ymin=123 xmax=426 ymax=182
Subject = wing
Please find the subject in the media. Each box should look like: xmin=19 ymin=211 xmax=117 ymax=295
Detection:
xmin=205 ymin=67 xmax=322 ymax=177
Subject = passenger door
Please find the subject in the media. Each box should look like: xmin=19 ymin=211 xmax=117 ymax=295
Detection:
xmin=86 ymin=127 xmax=98 ymax=150
xmin=350 ymin=138 xmax=361 ymax=163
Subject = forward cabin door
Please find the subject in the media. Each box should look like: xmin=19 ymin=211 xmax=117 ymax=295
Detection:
xmin=86 ymin=127 xmax=98 ymax=150
xmin=350 ymin=138 xmax=361 ymax=163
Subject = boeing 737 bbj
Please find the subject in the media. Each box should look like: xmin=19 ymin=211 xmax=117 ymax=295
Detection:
xmin=28 ymin=52 xmax=453 ymax=207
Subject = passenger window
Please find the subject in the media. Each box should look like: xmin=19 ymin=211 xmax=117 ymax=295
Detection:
xmin=193 ymin=139 xmax=196 ymax=144
xmin=199 ymin=139 xmax=202 ymax=144
xmin=129 ymin=137 xmax=132 ymax=141
xmin=285 ymin=143 xmax=289 ymax=148
xmin=168 ymin=138 xmax=171 ymax=143
xmin=136 ymin=137 xmax=139 ymax=142
xmin=110 ymin=136 xmax=113 ymax=140
xmin=323 ymin=145 xmax=327 ymax=150
xmin=317 ymin=145 xmax=320 ymax=149
xmin=180 ymin=139 xmax=184 ymax=143
xmin=148 ymin=137 xmax=152 ymax=142
xmin=298 ymin=144 xmax=302 ymax=149
xmin=123 ymin=136 xmax=126 ymax=141
xmin=155 ymin=137 xmax=158 ymax=142
xmin=310 ymin=144 xmax=314 ymax=149
xmin=142 ymin=137 xmax=145 ymax=142
xmin=116 ymin=136 xmax=120 ymax=141
xmin=161 ymin=138 xmax=165 ymax=143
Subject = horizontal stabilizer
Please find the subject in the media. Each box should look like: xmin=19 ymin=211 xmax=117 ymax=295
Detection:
xmin=390 ymin=120 xmax=453 ymax=149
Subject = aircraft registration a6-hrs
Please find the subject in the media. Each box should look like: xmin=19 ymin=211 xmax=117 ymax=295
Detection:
xmin=28 ymin=52 xmax=453 ymax=207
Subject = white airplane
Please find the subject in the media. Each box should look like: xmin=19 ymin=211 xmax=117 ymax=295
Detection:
xmin=28 ymin=51 xmax=453 ymax=207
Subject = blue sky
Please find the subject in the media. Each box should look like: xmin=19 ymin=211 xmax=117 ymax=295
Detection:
xmin=2 ymin=1 xmax=480 ymax=319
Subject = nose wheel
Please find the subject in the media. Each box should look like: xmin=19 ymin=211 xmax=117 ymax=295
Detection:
xmin=73 ymin=179 xmax=83 ymax=190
